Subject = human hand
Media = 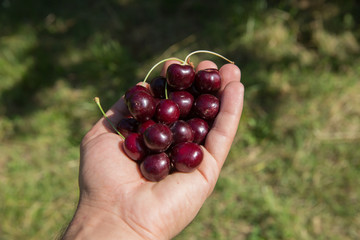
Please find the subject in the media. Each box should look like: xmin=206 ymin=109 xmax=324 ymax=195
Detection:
xmin=62 ymin=60 xmax=244 ymax=240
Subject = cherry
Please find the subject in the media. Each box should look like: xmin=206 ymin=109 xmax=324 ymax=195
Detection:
xmin=138 ymin=119 xmax=156 ymax=135
xmin=140 ymin=152 xmax=170 ymax=182
xmin=127 ymin=91 xmax=156 ymax=122
xmin=143 ymin=123 xmax=173 ymax=152
xmin=95 ymin=50 xmax=235 ymax=181
xmin=169 ymin=91 xmax=194 ymax=118
xmin=155 ymin=99 xmax=180 ymax=125
xmin=117 ymin=117 xmax=139 ymax=137
xmin=193 ymin=94 xmax=220 ymax=120
xmin=195 ymin=68 xmax=221 ymax=93
xmin=171 ymin=142 xmax=203 ymax=173
xmin=149 ymin=76 xmax=166 ymax=98
xmin=166 ymin=64 xmax=195 ymax=90
xmin=125 ymin=84 xmax=150 ymax=102
xmin=187 ymin=118 xmax=209 ymax=144
xmin=123 ymin=133 xmax=148 ymax=162
xmin=170 ymin=120 xmax=194 ymax=145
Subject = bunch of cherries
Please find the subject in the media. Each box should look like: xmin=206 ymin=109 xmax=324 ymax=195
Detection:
xmin=95 ymin=50 xmax=234 ymax=182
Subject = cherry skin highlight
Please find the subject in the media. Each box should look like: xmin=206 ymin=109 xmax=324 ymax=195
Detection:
xmin=166 ymin=64 xmax=195 ymax=90
xmin=195 ymin=68 xmax=221 ymax=93
xmin=140 ymin=152 xmax=170 ymax=182
xmin=127 ymin=91 xmax=156 ymax=122
xmin=187 ymin=118 xmax=209 ymax=144
xmin=123 ymin=133 xmax=148 ymax=162
xmin=156 ymin=99 xmax=180 ymax=125
xmin=169 ymin=91 xmax=194 ymax=118
xmin=193 ymin=94 xmax=220 ymax=120
xmin=149 ymin=76 xmax=166 ymax=98
xmin=171 ymin=142 xmax=203 ymax=173
xmin=170 ymin=120 xmax=194 ymax=145
xmin=143 ymin=123 xmax=173 ymax=152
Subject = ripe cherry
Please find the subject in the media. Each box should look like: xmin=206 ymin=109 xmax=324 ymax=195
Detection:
xmin=169 ymin=91 xmax=194 ymax=118
xmin=195 ymin=68 xmax=221 ymax=93
xmin=138 ymin=119 xmax=156 ymax=135
xmin=117 ymin=117 xmax=138 ymax=138
xmin=127 ymin=91 xmax=156 ymax=122
xmin=171 ymin=142 xmax=203 ymax=172
xmin=140 ymin=152 xmax=170 ymax=182
xmin=143 ymin=123 xmax=173 ymax=152
xmin=125 ymin=84 xmax=150 ymax=103
xmin=193 ymin=94 xmax=220 ymax=120
xmin=166 ymin=64 xmax=195 ymax=90
xmin=187 ymin=118 xmax=209 ymax=144
xmin=123 ymin=133 xmax=148 ymax=162
xmin=155 ymin=99 xmax=180 ymax=125
xmin=149 ymin=76 xmax=166 ymax=98
xmin=170 ymin=120 xmax=194 ymax=145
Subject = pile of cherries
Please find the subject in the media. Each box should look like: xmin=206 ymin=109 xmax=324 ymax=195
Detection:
xmin=96 ymin=51 xmax=233 ymax=182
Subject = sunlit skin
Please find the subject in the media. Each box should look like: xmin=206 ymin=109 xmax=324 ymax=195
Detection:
xmin=62 ymin=60 xmax=244 ymax=240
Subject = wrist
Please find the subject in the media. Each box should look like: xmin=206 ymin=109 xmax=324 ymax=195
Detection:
xmin=62 ymin=199 xmax=142 ymax=240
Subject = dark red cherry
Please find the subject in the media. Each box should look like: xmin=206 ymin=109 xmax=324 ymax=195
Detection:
xmin=155 ymin=99 xmax=180 ymax=125
xmin=127 ymin=91 xmax=156 ymax=122
xmin=125 ymin=84 xmax=150 ymax=102
xmin=195 ymin=68 xmax=221 ymax=93
xmin=123 ymin=133 xmax=148 ymax=162
xmin=140 ymin=152 xmax=170 ymax=182
xmin=143 ymin=123 xmax=173 ymax=152
xmin=138 ymin=119 xmax=156 ymax=135
xmin=117 ymin=117 xmax=139 ymax=137
xmin=166 ymin=64 xmax=195 ymax=90
xmin=149 ymin=76 xmax=166 ymax=98
xmin=169 ymin=91 xmax=194 ymax=118
xmin=171 ymin=142 xmax=203 ymax=172
xmin=170 ymin=120 xmax=194 ymax=145
xmin=193 ymin=94 xmax=220 ymax=120
xmin=187 ymin=118 xmax=209 ymax=144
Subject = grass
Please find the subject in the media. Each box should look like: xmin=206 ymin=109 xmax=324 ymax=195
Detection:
xmin=1 ymin=1 xmax=360 ymax=239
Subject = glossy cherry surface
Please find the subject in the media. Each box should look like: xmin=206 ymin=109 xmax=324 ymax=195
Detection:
xmin=155 ymin=99 xmax=180 ymax=125
xmin=169 ymin=91 xmax=194 ymax=118
xmin=140 ymin=152 xmax=170 ymax=182
xmin=149 ymin=76 xmax=166 ymax=98
xmin=138 ymin=119 xmax=156 ymax=135
xmin=187 ymin=118 xmax=209 ymax=144
xmin=123 ymin=133 xmax=148 ymax=162
xmin=193 ymin=94 xmax=220 ymax=120
xmin=127 ymin=91 xmax=156 ymax=122
xmin=143 ymin=123 xmax=173 ymax=152
xmin=171 ymin=142 xmax=203 ymax=172
xmin=166 ymin=64 xmax=195 ymax=90
xmin=125 ymin=84 xmax=150 ymax=102
xmin=170 ymin=120 xmax=194 ymax=145
xmin=195 ymin=68 xmax=221 ymax=93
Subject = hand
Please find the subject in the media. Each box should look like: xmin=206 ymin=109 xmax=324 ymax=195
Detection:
xmin=62 ymin=60 xmax=244 ymax=240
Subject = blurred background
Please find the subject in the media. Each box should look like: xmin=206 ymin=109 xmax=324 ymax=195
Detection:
xmin=0 ymin=0 xmax=359 ymax=239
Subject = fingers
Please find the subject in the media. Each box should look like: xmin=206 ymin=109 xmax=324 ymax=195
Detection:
xmin=205 ymin=80 xmax=244 ymax=168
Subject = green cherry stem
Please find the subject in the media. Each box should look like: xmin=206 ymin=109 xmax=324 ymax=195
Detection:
xmin=184 ymin=50 xmax=234 ymax=65
xmin=94 ymin=97 xmax=125 ymax=139
xmin=143 ymin=57 xmax=185 ymax=83
xmin=165 ymin=81 xmax=169 ymax=99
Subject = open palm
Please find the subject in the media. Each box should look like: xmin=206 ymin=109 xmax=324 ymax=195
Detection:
xmin=63 ymin=60 xmax=244 ymax=240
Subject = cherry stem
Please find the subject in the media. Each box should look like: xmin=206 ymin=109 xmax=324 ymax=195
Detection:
xmin=184 ymin=50 xmax=234 ymax=65
xmin=165 ymin=81 xmax=169 ymax=99
xmin=94 ymin=97 xmax=125 ymax=139
xmin=143 ymin=57 xmax=185 ymax=83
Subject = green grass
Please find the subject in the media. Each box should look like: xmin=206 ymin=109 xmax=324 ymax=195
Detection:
xmin=1 ymin=1 xmax=360 ymax=239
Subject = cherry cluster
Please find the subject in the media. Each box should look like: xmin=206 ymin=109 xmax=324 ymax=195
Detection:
xmin=95 ymin=51 xmax=233 ymax=182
